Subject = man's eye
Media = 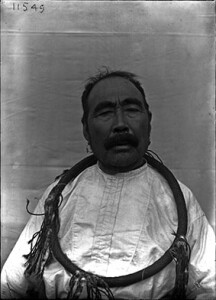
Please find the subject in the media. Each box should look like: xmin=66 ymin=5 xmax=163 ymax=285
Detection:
xmin=100 ymin=110 xmax=113 ymax=115
xmin=96 ymin=110 xmax=114 ymax=119
xmin=125 ymin=107 xmax=141 ymax=115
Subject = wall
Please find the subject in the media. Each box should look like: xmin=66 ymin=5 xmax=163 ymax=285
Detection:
xmin=1 ymin=1 xmax=215 ymax=267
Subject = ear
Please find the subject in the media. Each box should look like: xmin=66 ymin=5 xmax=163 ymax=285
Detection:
xmin=83 ymin=122 xmax=90 ymax=142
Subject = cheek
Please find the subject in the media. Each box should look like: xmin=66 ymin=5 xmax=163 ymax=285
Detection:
xmin=129 ymin=118 xmax=149 ymax=135
xmin=87 ymin=125 xmax=107 ymax=149
xmin=89 ymin=120 xmax=112 ymax=137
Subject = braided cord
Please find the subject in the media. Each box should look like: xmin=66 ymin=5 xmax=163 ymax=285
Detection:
xmin=51 ymin=154 xmax=188 ymax=287
xmin=24 ymin=153 xmax=189 ymax=298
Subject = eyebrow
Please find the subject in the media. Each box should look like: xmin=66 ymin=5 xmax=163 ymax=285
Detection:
xmin=121 ymin=98 xmax=144 ymax=108
xmin=93 ymin=98 xmax=144 ymax=114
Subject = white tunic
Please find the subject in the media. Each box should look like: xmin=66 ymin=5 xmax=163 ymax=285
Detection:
xmin=1 ymin=163 xmax=215 ymax=299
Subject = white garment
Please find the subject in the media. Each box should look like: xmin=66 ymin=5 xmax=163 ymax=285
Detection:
xmin=1 ymin=163 xmax=215 ymax=299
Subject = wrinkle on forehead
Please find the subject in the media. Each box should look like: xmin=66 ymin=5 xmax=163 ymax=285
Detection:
xmin=88 ymin=77 xmax=144 ymax=104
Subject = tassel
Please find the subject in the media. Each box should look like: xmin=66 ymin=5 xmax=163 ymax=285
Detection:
xmin=23 ymin=191 xmax=62 ymax=294
xmin=67 ymin=271 xmax=86 ymax=299
xmin=67 ymin=271 xmax=114 ymax=300
xmin=169 ymin=233 xmax=191 ymax=299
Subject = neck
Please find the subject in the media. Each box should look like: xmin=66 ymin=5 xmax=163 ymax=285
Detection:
xmin=98 ymin=158 xmax=146 ymax=175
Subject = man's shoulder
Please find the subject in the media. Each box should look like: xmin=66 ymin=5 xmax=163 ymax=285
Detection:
xmin=146 ymin=163 xmax=204 ymax=218
xmin=146 ymin=162 xmax=193 ymax=196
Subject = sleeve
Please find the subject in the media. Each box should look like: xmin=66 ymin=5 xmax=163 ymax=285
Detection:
xmin=185 ymin=191 xmax=215 ymax=300
xmin=1 ymin=182 xmax=57 ymax=299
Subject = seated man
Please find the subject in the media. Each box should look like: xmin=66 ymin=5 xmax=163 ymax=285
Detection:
xmin=1 ymin=69 xmax=215 ymax=299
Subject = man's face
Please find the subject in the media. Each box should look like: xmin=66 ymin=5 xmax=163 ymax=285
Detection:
xmin=83 ymin=77 xmax=150 ymax=174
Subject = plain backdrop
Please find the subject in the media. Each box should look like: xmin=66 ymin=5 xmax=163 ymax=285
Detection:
xmin=1 ymin=1 xmax=215 ymax=268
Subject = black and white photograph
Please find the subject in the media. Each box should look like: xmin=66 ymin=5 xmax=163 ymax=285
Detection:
xmin=1 ymin=1 xmax=215 ymax=299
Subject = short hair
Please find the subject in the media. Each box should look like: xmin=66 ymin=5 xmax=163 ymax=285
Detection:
xmin=81 ymin=68 xmax=152 ymax=128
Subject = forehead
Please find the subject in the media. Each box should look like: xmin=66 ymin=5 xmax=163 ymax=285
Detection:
xmin=87 ymin=77 xmax=144 ymax=107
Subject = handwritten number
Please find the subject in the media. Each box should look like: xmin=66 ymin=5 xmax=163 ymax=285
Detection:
xmin=23 ymin=2 xmax=28 ymax=11
xmin=12 ymin=2 xmax=44 ymax=13
xmin=31 ymin=4 xmax=37 ymax=11
xmin=40 ymin=4 xmax=44 ymax=13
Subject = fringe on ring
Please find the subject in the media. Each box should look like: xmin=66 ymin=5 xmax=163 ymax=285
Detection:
xmin=23 ymin=190 xmax=62 ymax=296
xmin=67 ymin=270 xmax=114 ymax=300
xmin=169 ymin=233 xmax=191 ymax=299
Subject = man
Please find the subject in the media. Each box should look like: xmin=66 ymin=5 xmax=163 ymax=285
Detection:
xmin=1 ymin=70 xmax=215 ymax=299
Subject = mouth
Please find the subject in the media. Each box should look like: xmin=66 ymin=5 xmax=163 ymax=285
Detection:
xmin=112 ymin=139 xmax=131 ymax=149
xmin=104 ymin=134 xmax=138 ymax=150
xmin=112 ymin=144 xmax=132 ymax=151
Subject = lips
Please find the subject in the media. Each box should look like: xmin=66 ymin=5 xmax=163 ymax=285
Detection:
xmin=114 ymin=140 xmax=130 ymax=146
xmin=104 ymin=133 xmax=138 ymax=150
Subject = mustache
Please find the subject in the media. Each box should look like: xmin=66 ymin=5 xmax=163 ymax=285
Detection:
xmin=104 ymin=133 xmax=139 ymax=150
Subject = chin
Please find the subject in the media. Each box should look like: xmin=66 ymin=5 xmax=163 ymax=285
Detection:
xmin=96 ymin=147 xmax=145 ymax=173
xmin=107 ymin=152 xmax=141 ymax=170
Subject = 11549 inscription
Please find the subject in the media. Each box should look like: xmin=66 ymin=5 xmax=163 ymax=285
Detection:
xmin=13 ymin=2 xmax=44 ymax=13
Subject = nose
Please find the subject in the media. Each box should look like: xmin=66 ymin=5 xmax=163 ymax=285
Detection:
xmin=112 ymin=109 xmax=129 ymax=133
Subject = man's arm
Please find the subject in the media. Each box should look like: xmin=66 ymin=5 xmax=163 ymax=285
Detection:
xmin=186 ymin=209 xmax=215 ymax=299
xmin=1 ymin=182 xmax=57 ymax=299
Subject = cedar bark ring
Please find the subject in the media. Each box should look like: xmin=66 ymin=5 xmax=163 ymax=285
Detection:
xmin=50 ymin=154 xmax=187 ymax=287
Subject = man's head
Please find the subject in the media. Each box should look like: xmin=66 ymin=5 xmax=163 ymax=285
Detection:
xmin=81 ymin=69 xmax=152 ymax=174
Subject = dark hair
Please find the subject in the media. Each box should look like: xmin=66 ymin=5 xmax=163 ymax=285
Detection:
xmin=81 ymin=68 xmax=152 ymax=127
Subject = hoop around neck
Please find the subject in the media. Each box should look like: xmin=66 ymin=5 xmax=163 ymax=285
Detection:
xmin=50 ymin=153 xmax=188 ymax=287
